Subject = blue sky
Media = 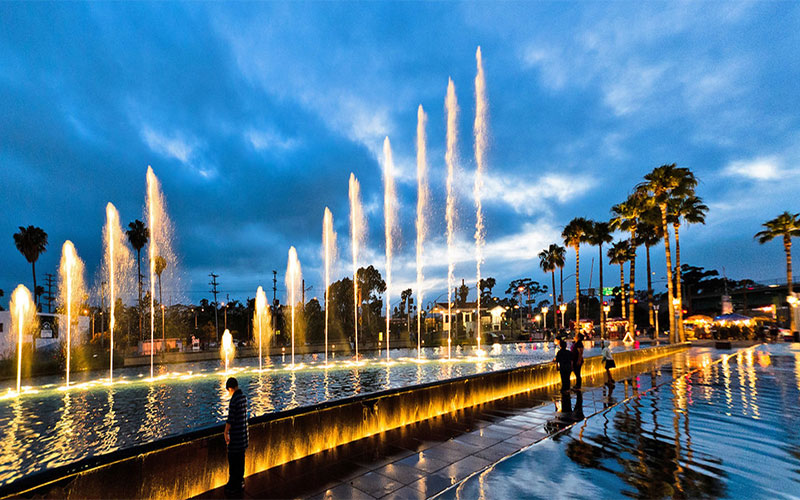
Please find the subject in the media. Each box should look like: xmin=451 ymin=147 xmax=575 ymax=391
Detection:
xmin=1 ymin=2 xmax=799 ymax=307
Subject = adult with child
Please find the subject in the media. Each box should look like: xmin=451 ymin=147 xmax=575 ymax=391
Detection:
xmin=571 ymin=332 xmax=585 ymax=391
xmin=555 ymin=338 xmax=573 ymax=393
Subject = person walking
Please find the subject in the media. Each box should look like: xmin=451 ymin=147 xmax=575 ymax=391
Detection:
xmin=571 ymin=333 xmax=585 ymax=391
xmin=601 ymin=340 xmax=615 ymax=385
xmin=555 ymin=338 xmax=573 ymax=393
xmin=224 ymin=377 xmax=248 ymax=496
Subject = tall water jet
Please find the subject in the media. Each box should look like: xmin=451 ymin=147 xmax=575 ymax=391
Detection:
xmin=382 ymin=137 xmax=397 ymax=363
xmin=473 ymin=46 xmax=488 ymax=354
xmin=58 ymin=241 xmax=86 ymax=388
xmin=254 ymin=286 xmax=270 ymax=370
xmin=285 ymin=247 xmax=302 ymax=368
xmin=415 ymin=105 xmax=429 ymax=359
xmin=10 ymin=285 xmax=37 ymax=394
xmin=145 ymin=166 xmax=177 ymax=379
xmin=103 ymin=202 xmax=133 ymax=383
xmin=220 ymin=329 xmax=235 ymax=373
xmin=445 ymin=78 xmax=459 ymax=359
xmin=348 ymin=173 xmax=365 ymax=361
xmin=322 ymin=207 xmax=337 ymax=366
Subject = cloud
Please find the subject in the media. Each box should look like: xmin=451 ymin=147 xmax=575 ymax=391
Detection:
xmin=722 ymin=156 xmax=790 ymax=181
xmin=481 ymin=171 xmax=595 ymax=216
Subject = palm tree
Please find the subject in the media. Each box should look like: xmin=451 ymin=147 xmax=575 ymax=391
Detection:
xmin=608 ymin=240 xmax=633 ymax=323
xmin=538 ymin=247 xmax=557 ymax=329
xmin=638 ymin=164 xmax=697 ymax=342
xmin=13 ymin=226 xmax=48 ymax=308
xmin=587 ymin=221 xmax=613 ymax=338
xmin=126 ymin=219 xmax=149 ymax=340
xmin=552 ymin=244 xmax=566 ymax=310
xmin=668 ymin=195 xmax=708 ymax=339
xmin=756 ymin=211 xmax=800 ymax=332
xmin=610 ymin=192 xmax=648 ymax=337
xmin=562 ymin=217 xmax=592 ymax=330
xmin=635 ymin=220 xmax=662 ymax=328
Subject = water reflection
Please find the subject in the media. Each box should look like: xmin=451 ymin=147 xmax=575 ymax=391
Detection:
xmin=450 ymin=345 xmax=800 ymax=500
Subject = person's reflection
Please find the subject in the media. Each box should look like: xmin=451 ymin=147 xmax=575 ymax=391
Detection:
xmin=572 ymin=391 xmax=584 ymax=421
xmin=545 ymin=391 xmax=574 ymax=434
xmin=604 ymin=381 xmax=617 ymax=409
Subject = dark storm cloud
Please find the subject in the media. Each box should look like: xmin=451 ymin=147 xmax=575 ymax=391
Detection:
xmin=2 ymin=1 xmax=800 ymax=306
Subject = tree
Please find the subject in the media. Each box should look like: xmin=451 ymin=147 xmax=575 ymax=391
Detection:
xmin=668 ymin=194 xmax=708 ymax=338
xmin=562 ymin=217 xmax=592 ymax=328
xmin=538 ymin=247 xmax=557 ymax=329
xmin=154 ymin=255 xmax=167 ymax=350
xmin=552 ymin=244 xmax=566 ymax=305
xmin=636 ymin=220 xmax=662 ymax=328
xmin=126 ymin=219 xmax=149 ymax=340
xmin=638 ymin=164 xmax=697 ymax=342
xmin=756 ymin=211 xmax=800 ymax=332
xmin=356 ymin=265 xmax=386 ymax=338
xmin=400 ymin=288 xmax=413 ymax=321
xmin=608 ymin=240 xmax=633 ymax=321
xmin=13 ymin=225 xmax=48 ymax=308
xmin=587 ymin=221 xmax=613 ymax=338
xmin=478 ymin=277 xmax=496 ymax=300
xmin=457 ymin=281 xmax=469 ymax=306
xmin=611 ymin=191 xmax=648 ymax=337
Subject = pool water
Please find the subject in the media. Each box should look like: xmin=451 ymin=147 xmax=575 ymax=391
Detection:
xmin=0 ymin=341 xmax=628 ymax=488
xmin=446 ymin=344 xmax=800 ymax=500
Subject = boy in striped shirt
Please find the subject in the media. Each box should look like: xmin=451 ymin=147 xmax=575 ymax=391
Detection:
xmin=224 ymin=377 xmax=248 ymax=495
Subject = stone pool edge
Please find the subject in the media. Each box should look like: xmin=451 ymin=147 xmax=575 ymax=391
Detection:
xmin=1 ymin=343 xmax=688 ymax=500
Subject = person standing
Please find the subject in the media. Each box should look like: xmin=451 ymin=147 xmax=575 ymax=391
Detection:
xmin=601 ymin=340 xmax=615 ymax=385
xmin=571 ymin=333 xmax=585 ymax=391
xmin=555 ymin=338 xmax=573 ymax=393
xmin=224 ymin=377 xmax=248 ymax=496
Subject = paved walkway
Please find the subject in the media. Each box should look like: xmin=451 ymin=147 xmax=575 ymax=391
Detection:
xmin=197 ymin=351 xmax=695 ymax=500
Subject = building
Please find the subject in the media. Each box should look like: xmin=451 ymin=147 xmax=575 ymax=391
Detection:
xmin=0 ymin=311 xmax=89 ymax=359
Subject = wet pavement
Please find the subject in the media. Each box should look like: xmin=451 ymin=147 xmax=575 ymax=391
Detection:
xmin=197 ymin=346 xmax=729 ymax=499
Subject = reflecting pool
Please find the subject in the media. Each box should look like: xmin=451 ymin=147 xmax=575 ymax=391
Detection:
xmin=0 ymin=341 xmax=629 ymax=488
xmin=446 ymin=344 xmax=800 ymax=500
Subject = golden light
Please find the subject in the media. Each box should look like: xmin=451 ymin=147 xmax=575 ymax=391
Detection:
xmin=541 ymin=306 xmax=549 ymax=314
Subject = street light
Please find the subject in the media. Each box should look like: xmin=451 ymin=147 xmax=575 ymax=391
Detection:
xmin=541 ymin=306 xmax=549 ymax=330
xmin=559 ymin=303 xmax=567 ymax=329
xmin=653 ymin=303 xmax=660 ymax=341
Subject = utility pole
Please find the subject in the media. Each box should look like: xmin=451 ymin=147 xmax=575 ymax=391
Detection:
xmin=272 ymin=270 xmax=278 ymax=305
xmin=209 ymin=272 xmax=220 ymax=342
xmin=44 ymin=273 xmax=56 ymax=313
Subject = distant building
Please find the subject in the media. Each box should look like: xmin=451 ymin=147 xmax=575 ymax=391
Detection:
xmin=0 ymin=311 xmax=89 ymax=359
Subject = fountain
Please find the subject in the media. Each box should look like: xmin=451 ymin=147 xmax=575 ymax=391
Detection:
xmin=10 ymin=285 xmax=37 ymax=394
xmin=473 ymin=47 xmax=488 ymax=354
xmin=382 ymin=137 xmax=397 ymax=363
xmin=254 ymin=286 xmax=270 ymax=370
xmin=220 ymin=329 xmax=235 ymax=372
xmin=285 ymin=246 xmax=302 ymax=368
xmin=58 ymin=240 xmax=86 ymax=388
xmin=103 ymin=202 xmax=133 ymax=383
xmin=415 ymin=105 xmax=429 ymax=359
xmin=145 ymin=166 xmax=176 ymax=379
xmin=445 ymin=78 xmax=459 ymax=359
xmin=348 ymin=173 xmax=365 ymax=361
xmin=322 ymin=207 xmax=337 ymax=366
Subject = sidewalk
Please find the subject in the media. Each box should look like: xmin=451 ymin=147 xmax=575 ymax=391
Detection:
xmin=196 ymin=349 xmax=697 ymax=500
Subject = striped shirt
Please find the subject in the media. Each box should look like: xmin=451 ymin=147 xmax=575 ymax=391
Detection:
xmin=226 ymin=389 xmax=248 ymax=452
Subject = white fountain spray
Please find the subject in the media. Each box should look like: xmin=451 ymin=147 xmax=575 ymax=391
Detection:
xmin=445 ymin=78 xmax=459 ymax=360
xmin=104 ymin=202 xmax=133 ymax=383
xmin=59 ymin=241 xmax=86 ymax=388
xmin=383 ymin=137 xmax=397 ymax=363
xmin=145 ymin=166 xmax=176 ymax=379
xmin=286 ymin=246 xmax=302 ymax=368
xmin=348 ymin=173 xmax=365 ymax=361
xmin=254 ymin=286 xmax=270 ymax=371
xmin=415 ymin=105 xmax=429 ymax=360
xmin=10 ymin=284 xmax=37 ymax=394
xmin=473 ymin=47 xmax=488 ymax=355
xmin=221 ymin=329 xmax=235 ymax=372
xmin=322 ymin=207 xmax=337 ymax=366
